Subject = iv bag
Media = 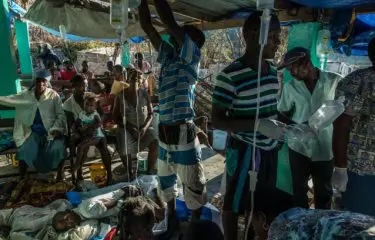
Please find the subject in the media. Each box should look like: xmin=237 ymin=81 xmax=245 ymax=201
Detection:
xmin=308 ymin=96 xmax=345 ymax=134
xmin=110 ymin=0 xmax=129 ymax=31
xmin=316 ymin=29 xmax=331 ymax=58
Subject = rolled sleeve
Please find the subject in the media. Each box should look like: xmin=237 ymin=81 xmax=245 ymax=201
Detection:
xmin=335 ymin=71 xmax=363 ymax=116
xmin=180 ymin=34 xmax=201 ymax=65
xmin=277 ymin=83 xmax=294 ymax=112
xmin=0 ymin=93 xmax=28 ymax=108
xmin=212 ymin=73 xmax=235 ymax=109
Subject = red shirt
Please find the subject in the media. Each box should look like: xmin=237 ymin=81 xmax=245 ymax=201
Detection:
xmin=60 ymin=69 xmax=77 ymax=81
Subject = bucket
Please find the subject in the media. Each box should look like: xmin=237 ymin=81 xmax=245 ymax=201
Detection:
xmin=137 ymin=151 xmax=148 ymax=172
xmin=213 ymin=130 xmax=228 ymax=151
xmin=89 ymin=163 xmax=107 ymax=187
xmin=11 ymin=154 xmax=19 ymax=168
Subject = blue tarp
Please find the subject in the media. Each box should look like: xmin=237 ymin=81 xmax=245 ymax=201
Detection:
xmin=291 ymin=0 xmax=375 ymax=8
xmin=330 ymin=11 xmax=375 ymax=56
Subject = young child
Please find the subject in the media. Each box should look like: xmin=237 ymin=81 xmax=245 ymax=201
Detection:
xmin=73 ymin=93 xmax=112 ymax=185
xmin=104 ymin=195 xmax=165 ymax=240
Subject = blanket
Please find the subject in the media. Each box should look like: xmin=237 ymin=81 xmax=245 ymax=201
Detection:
xmin=6 ymin=179 xmax=74 ymax=208
xmin=0 ymin=199 xmax=72 ymax=240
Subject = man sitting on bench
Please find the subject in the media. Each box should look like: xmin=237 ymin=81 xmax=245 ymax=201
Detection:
xmin=0 ymin=70 xmax=66 ymax=180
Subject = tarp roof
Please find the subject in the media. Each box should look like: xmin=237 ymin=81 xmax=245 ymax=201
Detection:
xmin=18 ymin=0 xmax=375 ymax=55
xmin=23 ymin=0 xmax=258 ymax=39
xmin=291 ymin=0 xmax=375 ymax=8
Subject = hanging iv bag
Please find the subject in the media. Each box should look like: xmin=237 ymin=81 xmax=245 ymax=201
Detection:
xmin=110 ymin=0 xmax=129 ymax=31
xmin=316 ymin=29 xmax=331 ymax=58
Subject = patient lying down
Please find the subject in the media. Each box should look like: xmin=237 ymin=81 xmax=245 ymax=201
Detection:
xmin=52 ymin=185 xmax=165 ymax=240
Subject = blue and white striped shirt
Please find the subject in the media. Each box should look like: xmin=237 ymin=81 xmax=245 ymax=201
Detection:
xmin=157 ymin=35 xmax=201 ymax=124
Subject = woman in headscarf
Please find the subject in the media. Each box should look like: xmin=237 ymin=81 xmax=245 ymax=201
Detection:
xmin=0 ymin=70 xmax=66 ymax=179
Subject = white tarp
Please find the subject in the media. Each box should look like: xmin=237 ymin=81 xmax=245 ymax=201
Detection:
xmin=24 ymin=0 xmax=163 ymax=39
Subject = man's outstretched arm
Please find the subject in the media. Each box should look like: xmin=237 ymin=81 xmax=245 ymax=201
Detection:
xmin=153 ymin=0 xmax=185 ymax=47
xmin=138 ymin=0 xmax=162 ymax=50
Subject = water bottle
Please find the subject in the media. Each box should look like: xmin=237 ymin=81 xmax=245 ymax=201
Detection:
xmin=308 ymin=96 xmax=345 ymax=133
xmin=286 ymin=124 xmax=318 ymax=158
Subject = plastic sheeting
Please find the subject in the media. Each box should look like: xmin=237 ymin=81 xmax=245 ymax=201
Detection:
xmin=22 ymin=0 xmax=164 ymax=41
xmin=291 ymin=0 xmax=375 ymax=8
xmin=330 ymin=11 xmax=375 ymax=56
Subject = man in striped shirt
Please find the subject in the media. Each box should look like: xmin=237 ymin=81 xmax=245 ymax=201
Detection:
xmin=211 ymin=12 xmax=281 ymax=240
xmin=139 ymin=0 xmax=206 ymax=235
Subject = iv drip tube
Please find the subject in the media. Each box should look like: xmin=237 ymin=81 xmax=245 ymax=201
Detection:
xmin=121 ymin=69 xmax=141 ymax=187
xmin=244 ymin=8 xmax=272 ymax=239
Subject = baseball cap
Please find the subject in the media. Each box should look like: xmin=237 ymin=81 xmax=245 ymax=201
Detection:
xmin=34 ymin=69 xmax=52 ymax=81
xmin=277 ymin=47 xmax=310 ymax=70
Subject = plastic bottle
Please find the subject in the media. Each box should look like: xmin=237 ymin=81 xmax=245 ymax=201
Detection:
xmin=286 ymin=124 xmax=318 ymax=158
xmin=110 ymin=0 xmax=129 ymax=31
xmin=308 ymin=96 xmax=345 ymax=133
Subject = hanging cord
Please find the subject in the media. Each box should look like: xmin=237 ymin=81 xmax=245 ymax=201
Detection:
xmin=122 ymin=90 xmax=131 ymax=184
xmin=134 ymin=70 xmax=141 ymax=183
xmin=117 ymin=30 xmax=134 ymax=187
xmin=244 ymin=8 xmax=271 ymax=239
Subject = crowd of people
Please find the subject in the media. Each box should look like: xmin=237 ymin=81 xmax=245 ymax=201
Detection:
xmin=1 ymin=0 xmax=375 ymax=239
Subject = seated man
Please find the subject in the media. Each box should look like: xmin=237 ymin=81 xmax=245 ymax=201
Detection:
xmin=0 ymin=70 xmax=66 ymax=180
xmin=112 ymin=67 xmax=158 ymax=177
xmin=60 ymin=59 xmax=77 ymax=81
xmin=63 ymin=75 xmax=111 ymax=183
